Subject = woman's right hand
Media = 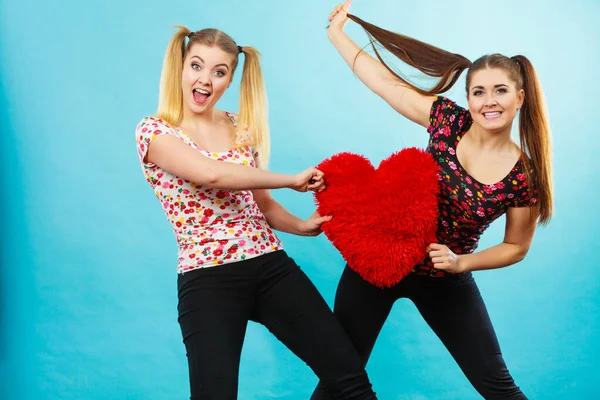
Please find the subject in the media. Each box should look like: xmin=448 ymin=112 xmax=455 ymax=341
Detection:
xmin=291 ymin=167 xmax=326 ymax=193
xmin=328 ymin=0 xmax=352 ymax=34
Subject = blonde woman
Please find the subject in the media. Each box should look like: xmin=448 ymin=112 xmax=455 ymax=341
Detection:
xmin=135 ymin=26 xmax=377 ymax=400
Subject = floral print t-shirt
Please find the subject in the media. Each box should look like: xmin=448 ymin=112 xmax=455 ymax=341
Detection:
xmin=413 ymin=97 xmax=537 ymax=277
xmin=135 ymin=113 xmax=283 ymax=274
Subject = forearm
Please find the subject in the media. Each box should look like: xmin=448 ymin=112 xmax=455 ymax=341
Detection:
xmin=206 ymin=161 xmax=294 ymax=190
xmin=260 ymin=199 xmax=305 ymax=236
xmin=460 ymin=242 xmax=528 ymax=272
xmin=327 ymin=29 xmax=408 ymax=97
xmin=147 ymin=135 xmax=296 ymax=191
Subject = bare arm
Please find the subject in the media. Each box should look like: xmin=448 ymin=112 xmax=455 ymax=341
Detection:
xmin=253 ymin=189 xmax=332 ymax=236
xmin=146 ymin=135 xmax=323 ymax=192
xmin=429 ymin=206 xmax=538 ymax=273
xmin=459 ymin=207 xmax=538 ymax=272
xmin=327 ymin=1 xmax=435 ymax=128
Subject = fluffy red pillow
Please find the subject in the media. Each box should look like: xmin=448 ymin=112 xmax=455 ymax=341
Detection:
xmin=314 ymin=148 xmax=440 ymax=288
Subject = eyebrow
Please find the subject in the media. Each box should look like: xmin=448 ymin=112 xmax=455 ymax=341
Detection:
xmin=190 ymin=55 xmax=230 ymax=69
xmin=471 ymin=84 xmax=509 ymax=90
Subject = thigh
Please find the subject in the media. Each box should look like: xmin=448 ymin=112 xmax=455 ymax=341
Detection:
xmin=177 ymin=263 xmax=255 ymax=400
xmin=411 ymin=274 xmax=527 ymax=400
xmin=311 ymin=266 xmax=396 ymax=400
xmin=332 ymin=266 xmax=397 ymax=365
xmin=254 ymin=254 xmax=377 ymax=399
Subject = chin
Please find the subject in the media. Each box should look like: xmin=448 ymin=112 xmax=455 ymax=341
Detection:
xmin=187 ymin=102 xmax=209 ymax=114
xmin=476 ymin=117 xmax=507 ymax=131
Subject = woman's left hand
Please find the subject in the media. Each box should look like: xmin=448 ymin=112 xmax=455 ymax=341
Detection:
xmin=427 ymin=243 xmax=467 ymax=274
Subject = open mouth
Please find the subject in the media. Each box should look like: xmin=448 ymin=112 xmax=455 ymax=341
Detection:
xmin=483 ymin=111 xmax=502 ymax=120
xmin=193 ymin=88 xmax=211 ymax=104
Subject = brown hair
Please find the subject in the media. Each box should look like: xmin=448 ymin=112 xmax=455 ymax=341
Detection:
xmin=348 ymin=14 xmax=553 ymax=225
xmin=156 ymin=26 xmax=270 ymax=168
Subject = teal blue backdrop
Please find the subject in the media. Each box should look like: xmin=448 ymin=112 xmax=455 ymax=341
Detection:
xmin=1 ymin=0 xmax=599 ymax=398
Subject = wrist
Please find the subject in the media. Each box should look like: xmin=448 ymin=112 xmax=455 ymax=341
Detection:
xmin=284 ymin=174 xmax=298 ymax=189
xmin=327 ymin=27 xmax=345 ymax=42
xmin=457 ymin=254 xmax=472 ymax=273
xmin=294 ymin=219 xmax=308 ymax=236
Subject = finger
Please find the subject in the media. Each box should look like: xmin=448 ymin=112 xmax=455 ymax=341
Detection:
xmin=329 ymin=5 xmax=341 ymax=19
xmin=343 ymin=0 xmax=352 ymax=11
xmin=316 ymin=215 xmax=333 ymax=225
xmin=307 ymin=179 xmax=324 ymax=189
xmin=429 ymin=250 xmax=447 ymax=259
xmin=308 ymin=177 xmax=324 ymax=187
xmin=428 ymin=243 xmax=444 ymax=251
xmin=310 ymin=172 xmax=324 ymax=182
xmin=433 ymin=261 xmax=449 ymax=270
xmin=312 ymin=179 xmax=325 ymax=188
xmin=430 ymin=255 xmax=443 ymax=263
xmin=330 ymin=4 xmax=344 ymax=19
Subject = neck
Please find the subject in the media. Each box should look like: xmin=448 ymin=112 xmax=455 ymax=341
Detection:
xmin=181 ymin=106 xmax=219 ymax=130
xmin=469 ymin=121 xmax=515 ymax=151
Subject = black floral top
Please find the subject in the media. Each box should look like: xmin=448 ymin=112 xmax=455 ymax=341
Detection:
xmin=413 ymin=97 xmax=537 ymax=277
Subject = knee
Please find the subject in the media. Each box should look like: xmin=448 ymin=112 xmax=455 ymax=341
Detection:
xmin=188 ymin=369 xmax=239 ymax=400
xmin=469 ymin=356 xmax=526 ymax=399
xmin=326 ymin=371 xmax=376 ymax=400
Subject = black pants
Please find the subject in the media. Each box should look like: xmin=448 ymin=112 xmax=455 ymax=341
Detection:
xmin=311 ymin=266 xmax=527 ymax=400
xmin=177 ymin=250 xmax=377 ymax=400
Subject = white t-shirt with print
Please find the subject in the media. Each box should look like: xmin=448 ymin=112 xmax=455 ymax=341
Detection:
xmin=135 ymin=113 xmax=283 ymax=274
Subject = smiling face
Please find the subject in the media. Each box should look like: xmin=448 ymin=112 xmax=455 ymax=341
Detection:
xmin=181 ymin=43 xmax=236 ymax=115
xmin=466 ymin=66 xmax=524 ymax=133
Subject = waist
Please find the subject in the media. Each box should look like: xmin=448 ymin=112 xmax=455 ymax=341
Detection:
xmin=175 ymin=217 xmax=269 ymax=241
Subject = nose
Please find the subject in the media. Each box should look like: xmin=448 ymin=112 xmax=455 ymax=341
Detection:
xmin=197 ymin=70 xmax=211 ymax=86
xmin=484 ymin=95 xmax=498 ymax=108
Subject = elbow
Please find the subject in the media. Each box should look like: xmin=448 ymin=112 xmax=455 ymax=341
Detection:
xmin=204 ymin=172 xmax=219 ymax=186
xmin=502 ymin=240 xmax=530 ymax=264
xmin=513 ymin=245 xmax=530 ymax=263
xmin=197 ymin=168 xmax=221 ymax=187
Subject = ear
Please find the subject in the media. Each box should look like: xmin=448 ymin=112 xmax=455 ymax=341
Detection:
xmin=517 ymin=89 xmax=525 ymax=109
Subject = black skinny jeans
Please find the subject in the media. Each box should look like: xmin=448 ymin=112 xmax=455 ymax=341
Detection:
xmin=311 ymin=266 xmax=527 ymax=400
xmin=177 ymin=250 xmax=377 ymax=400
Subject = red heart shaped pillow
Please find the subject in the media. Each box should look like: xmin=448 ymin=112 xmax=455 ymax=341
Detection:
xmin=314 ymin=148 xmax=440 ymax=288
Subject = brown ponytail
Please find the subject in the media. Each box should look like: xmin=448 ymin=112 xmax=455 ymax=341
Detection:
xmin=511 ymin=55 xmax=553 ymax=225
xmin=347 ymin=14 xmax=472 ymax=95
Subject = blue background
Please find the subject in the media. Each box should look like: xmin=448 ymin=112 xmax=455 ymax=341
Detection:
xmin=1 ymin=0 xmax=599 ymax=398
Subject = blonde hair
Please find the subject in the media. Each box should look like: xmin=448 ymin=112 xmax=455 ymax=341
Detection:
xmin=156 ymin=25 xmax=270 ymax=168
